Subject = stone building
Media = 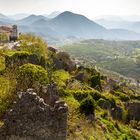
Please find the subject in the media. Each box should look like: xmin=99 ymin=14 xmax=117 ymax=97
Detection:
xmin=0 ymin=25 xmax=18 ymax=42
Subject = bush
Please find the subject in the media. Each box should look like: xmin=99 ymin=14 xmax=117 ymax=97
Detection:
xmin=73 ymin=91 xmax=89 ymax=102
xmin=90 ymin=91 xmax=103 ymax=101
xmin=0 ymin=76 xmax=16 ymax=118
xmin=115 ymin=91 xmax=130 ymax=102
xmin=90 ymin=73 xmax=102 ymax=91
xmin=17 ymin=63 xmax=48 ymax=90
xmin=79 ymin=95 xmax=96 ymax=115
xmin=18 ymin=34 xmax=48 ymax=58
xmin=53 ymin=70 xmax=70 ymax=88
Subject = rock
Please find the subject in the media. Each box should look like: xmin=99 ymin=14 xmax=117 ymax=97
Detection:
xmin=73 ymin=72 xmax=84 ymax=83
xmin=53 ymin=52 xmax=76 ymax=72
xmin=0 ymin=87 xmax=68 ymax=140
xmin=110 ymin=106 xmax=122 ymax=120
xmin=98 ymin=99 xmax=111 ymax=110
xmin=126 ymin=101 xmax=140 ymax=121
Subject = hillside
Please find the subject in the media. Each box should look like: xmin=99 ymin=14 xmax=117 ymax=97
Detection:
xmin=0 ymin=34 xmax=140 ymax=139
xmin=61 ymin=39 xmax=140 ymax=80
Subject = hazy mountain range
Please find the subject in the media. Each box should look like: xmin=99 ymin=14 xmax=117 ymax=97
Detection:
xmin=1 ymin=11 xmax=140 ymax=43
xmin=95 ymin=15 xmax=140 ymax=33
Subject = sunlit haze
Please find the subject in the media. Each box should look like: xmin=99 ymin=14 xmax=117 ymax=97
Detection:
xmin=0 ymin=0 xmax=140 ymax=18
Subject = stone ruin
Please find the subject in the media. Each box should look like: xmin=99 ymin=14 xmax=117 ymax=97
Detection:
xmin=0 ymin=83 xmax=68 ymax=140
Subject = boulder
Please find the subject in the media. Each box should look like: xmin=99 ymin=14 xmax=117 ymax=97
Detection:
xmin=126 ymin=101 xmax=140 ymax=121
xmin=0 ymin=87 xmax=68 ymax=140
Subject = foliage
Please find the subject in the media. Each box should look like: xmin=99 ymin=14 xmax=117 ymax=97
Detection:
xmin=66 ymin=80 xmax=84 ymax=90
xmin=0 ymin=56 xmax=5 ymax=71
xmin=18 ymin=34 xmax=48 ymax=58
xmin=12 ymin=51 xmax=30 ymax=58
xmin=0 ymin=76 xmax=16 ymax=118
xmin=53 ymin=70 xmax=70 ymax=87
xmin=90 ymin=73 xmax=102 ymax=90
xmin=114 ymin=91 xmax=130 ymax=102
xmin=17 ymin=63 xmax=48 ymax=90
xmin=61 ymin=39 xmax=140 ymax=79
xmin=79 ymin=95 xmax=96 ymax=115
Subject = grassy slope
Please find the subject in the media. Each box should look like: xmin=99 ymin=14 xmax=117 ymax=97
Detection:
xmin=64 ymin=95 xmax=140 ymax=140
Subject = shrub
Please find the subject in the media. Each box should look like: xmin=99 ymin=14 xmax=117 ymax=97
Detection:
xmin=73 ymin=91 xmax=89 ymax=102
xmin=0 ymin=76 xmax=16 ymax=118
xmin=115 ymin=91 xmax=130 ymax=102
xmin=90 ymin=73 xmax=102 ymax=91
xmin=17 ymin=63 xmax=48 ymax=90
xmin=18 ymin=34 xmax=48 ymax=58
xmin=90 ymin=90 xmax=103 ymax=101
xmin=79 ymin=95 xmax=96 ymax=115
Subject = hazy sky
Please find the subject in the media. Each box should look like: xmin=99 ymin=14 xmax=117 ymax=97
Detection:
xmin=0 ymin=0 xmax=140 ymax=18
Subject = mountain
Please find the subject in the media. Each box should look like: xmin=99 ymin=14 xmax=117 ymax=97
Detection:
xmin=44 ymin=11 xmax=61 ymax=19
xmin=17 ymin=15 xmax=49 ymax=25
xmin=8 ymin=13 xmax=29 ymax=20
xmin=47 ymin=11 xmax=109 ymax=38
xmin=95 ymin=19 xmax=140 ymax=34
xmin=0 ymin=13 xmax=9 ymax=19
xmin=95 ymin=19 xmax=132 ymax=29
xmin=109 ymin=28 xmax=140 ymax=40
xmin=129 ymin=22 xmax=140 ymax=33
xmin=0 ymin=13 xmax=13 ymax=23
xmin=1 ymin=11 xmax=140 ymax=42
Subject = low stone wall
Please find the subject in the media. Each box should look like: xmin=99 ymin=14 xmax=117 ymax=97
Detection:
xmin=0 ymin=87 xmax=68 ymax=140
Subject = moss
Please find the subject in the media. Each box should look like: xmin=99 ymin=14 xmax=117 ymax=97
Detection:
xmin=12 ymin=51 xmax=30 ymax=59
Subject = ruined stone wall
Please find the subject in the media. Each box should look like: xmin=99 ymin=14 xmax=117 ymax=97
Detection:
xmin=0 ymin=86 xmax=68 ymax=140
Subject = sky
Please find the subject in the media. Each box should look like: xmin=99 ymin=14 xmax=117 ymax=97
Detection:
xmin=0 ymin=0 xmax=140 ymax=18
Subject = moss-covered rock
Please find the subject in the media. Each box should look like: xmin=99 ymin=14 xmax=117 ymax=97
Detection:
xmin=79 ymin=95 xmax=96 ymax=115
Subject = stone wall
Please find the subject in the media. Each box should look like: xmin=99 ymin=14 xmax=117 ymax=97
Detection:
xmin=0 ymin=85 xmax=68 ymax=140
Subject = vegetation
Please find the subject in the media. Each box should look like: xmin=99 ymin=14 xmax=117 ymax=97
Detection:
xmin=17 ymin=63 xmax=48 ymax=90
xmin=18 ymin=33 xmax=48 ymax=58
xmin=61 ymin=39 xmax=140 ymax=80
xmin=0 ymin=34 xmax=140 ymax=139
xmin=79 ymin=95 xmax=96 ymax=115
